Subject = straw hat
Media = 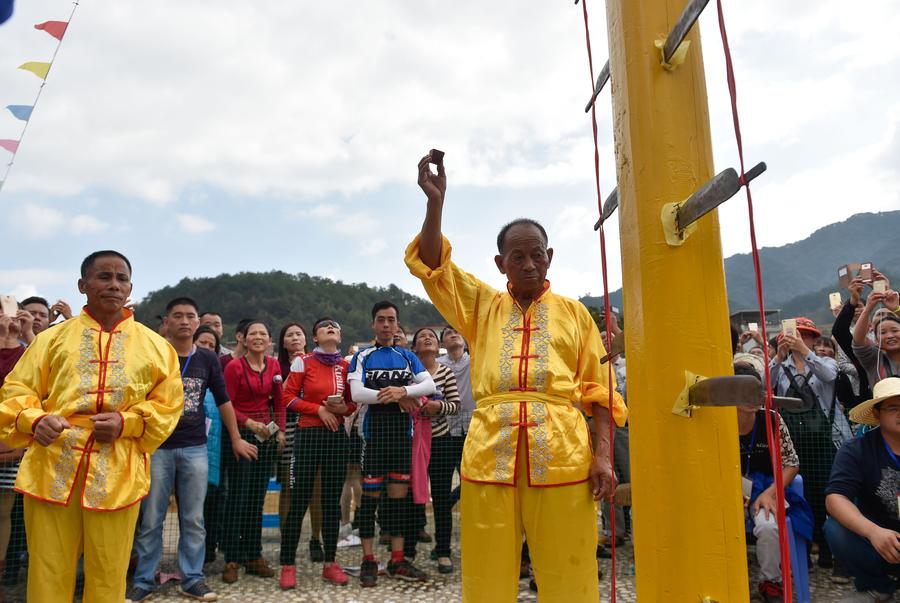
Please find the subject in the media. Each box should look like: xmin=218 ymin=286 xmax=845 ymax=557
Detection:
xmin=849 ymin=377 xmax=900 ymax=426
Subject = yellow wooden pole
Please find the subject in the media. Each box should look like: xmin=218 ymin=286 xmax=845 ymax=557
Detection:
xmin=604 ymin=1 xmax=750 ymax=600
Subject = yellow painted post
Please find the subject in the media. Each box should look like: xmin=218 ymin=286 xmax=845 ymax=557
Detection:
xmin=603 ymin=1 xmax=750 ymax=601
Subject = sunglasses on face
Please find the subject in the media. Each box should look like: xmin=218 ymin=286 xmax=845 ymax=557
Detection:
xmin=315 ymin=320 xmax=341 ymax=331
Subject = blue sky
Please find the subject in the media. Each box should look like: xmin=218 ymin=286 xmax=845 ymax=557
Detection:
xmin=1 ymin=1 xmax=898 ymax=309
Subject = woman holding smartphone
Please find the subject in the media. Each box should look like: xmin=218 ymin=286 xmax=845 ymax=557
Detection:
xmin=279 ymin=317 xmax=356 ymax=589
xmin=221 ymin=320 xmax=286 ymax=583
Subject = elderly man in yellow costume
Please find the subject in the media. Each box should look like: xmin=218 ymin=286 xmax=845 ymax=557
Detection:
xmin=0 ymin=250 xmax=183 ymax=602
xmin=406 ymin=153 xmax=627 ymax=602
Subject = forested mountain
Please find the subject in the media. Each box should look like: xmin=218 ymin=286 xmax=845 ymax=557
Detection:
xmin=134 ymin=271 xmax=444 ymax=347
xmin=582 ymin=211 xmax=900 ymax=326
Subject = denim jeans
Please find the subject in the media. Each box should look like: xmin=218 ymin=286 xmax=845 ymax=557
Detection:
xmin=825 ymin=517 xmax=900 ymax=594
xmin=133 ymin=445 xmax=209 ymax=591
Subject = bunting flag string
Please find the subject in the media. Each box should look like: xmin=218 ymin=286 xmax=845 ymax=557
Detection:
xmin=6 ymin=105 xmax=33 ymax=121
xmin=1 ymin=1 xmax=80 ymax=194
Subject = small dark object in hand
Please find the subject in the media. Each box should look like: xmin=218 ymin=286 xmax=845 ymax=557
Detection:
xmin=429 ymin=149 xmax=445 ymax=165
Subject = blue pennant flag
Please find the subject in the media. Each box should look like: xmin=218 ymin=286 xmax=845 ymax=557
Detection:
xmin=6 ymin=105 xmax=33 ymax=121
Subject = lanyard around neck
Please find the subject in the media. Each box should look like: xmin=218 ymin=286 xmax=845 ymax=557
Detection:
xmin=180 ymin=346 xmax=196 ymax=379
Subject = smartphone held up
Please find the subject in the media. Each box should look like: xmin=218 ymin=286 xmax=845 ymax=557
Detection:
xmin=0 ymin=295 xmax=16 ymax=318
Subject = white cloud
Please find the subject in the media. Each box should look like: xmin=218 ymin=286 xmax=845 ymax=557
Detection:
xmin=7 ymin=205 xmax=109 ymax=239
xmin=71 ymin=215 xmax=109 ymax=234
xmin=360 ymin=238 xmax=387 ymax=257
xmin=176 ymin=213 xmax=215 ymax=234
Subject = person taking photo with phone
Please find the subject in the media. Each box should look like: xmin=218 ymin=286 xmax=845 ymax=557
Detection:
xmin=852 ymin=279 xmax=900 ymax=387
xmin=770 ymin=316 xmax=853 ymax=576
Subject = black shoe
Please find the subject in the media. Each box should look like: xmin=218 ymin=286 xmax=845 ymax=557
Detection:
xmin=125 ymin=585 xmax=155 ymax=603
xmin=180 ymin=580 xmax=218 ymax=601
xmin=417 ymin=530 xmax=433 ymax=543
xmin=309 ymin=539 xmax=325 ymax=563
xmin=529 ymin=578 xmax=538 ymax=592
xmin=597 ymin=545 xmax=612 ymax=559
xmin=387 ymin=559 xmax=427 ymax=582
xmin=437 ymin=557 xmax=454 ymax=574
xmin=360 ymin=559 xmax=378 ymax=588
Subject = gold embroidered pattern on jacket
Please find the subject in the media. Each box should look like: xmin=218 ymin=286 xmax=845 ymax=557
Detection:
xmin=106 ymin=332 xmax=128 ymax=410
xmin=76 ymin=329 xmax=96 ymax=413
xmin=531 ymin=303 xmax=551 ymax=393
xmin=528 ymin=402 xmax=553 ymax=484
xmin=84 ymin=443 xmax=111 ymax=508
xmin=49 ymin=428 xmax=81 ymax=502
xmin=493 ymin=402 xmax=516 ymax=481
xmin=497 ymin=306 xmax=522 ymax=393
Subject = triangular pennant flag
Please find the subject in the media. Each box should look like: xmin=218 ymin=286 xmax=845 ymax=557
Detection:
xmin=34 ymin=21 xmax=68 ymax=41
xmin=18 ymin=62 xmax=51 ymax=80
xmin=6 ymin=105 xmax=33 ymax=121
xmin=0 ymin=140 xmax=20 ymax=154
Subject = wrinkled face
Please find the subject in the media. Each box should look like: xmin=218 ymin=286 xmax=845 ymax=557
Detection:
xmin=283 ymin=325 xmax=307 ymax=353
xmin=195 ymin=331 xmax=217 ymax=352
xmin=24 ymin=303 xmax=50 ymax=334
xmin=495 ymin=224 xmax=553 ymax=298
xmin=413 ymin=329 xmax=439 ymax=355
xmin=372 ymin=308 xmax=398 ymax=345
xmin=878 ymin=321 xmax=900 ymax=353
xmin=78 ymin=256 xmax=133 ymax=317
xmin=200 ymin=314 xmax=224 ymax=338
xmin=165 ymin=304 xmax=199 ymax=340
xmin=874 ymin=396 xmax=900 ymax=436
xmin=312 ymin=321 xmax=340 ymax=348
xmin=244 ymin=323 xmax=271 ymax=354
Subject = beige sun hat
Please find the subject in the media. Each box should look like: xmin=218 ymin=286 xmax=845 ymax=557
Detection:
xmin=733 ymin=352 xmax=765 ymax=377
xmin=849 ymin=377 xmax=900 ymax=426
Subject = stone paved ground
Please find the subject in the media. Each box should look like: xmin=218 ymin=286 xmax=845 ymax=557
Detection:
xmin=2 ymin=513 xmax=863 ymax=601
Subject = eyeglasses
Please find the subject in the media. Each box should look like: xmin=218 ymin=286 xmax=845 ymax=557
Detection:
xmin=315 ymin=320 xmax=341 ymax=331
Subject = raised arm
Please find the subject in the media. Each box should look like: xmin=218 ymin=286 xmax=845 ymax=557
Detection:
xmin=416 ymin=153 xmax=447 ymax=270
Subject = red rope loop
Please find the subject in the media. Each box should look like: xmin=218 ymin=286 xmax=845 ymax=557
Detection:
xmin=578 ymin=1 xmax=618 ymax=600
xmin=715 ymin=2 xmax=792 ymax=600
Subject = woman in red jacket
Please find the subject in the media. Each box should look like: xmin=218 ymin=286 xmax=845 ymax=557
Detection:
xmin=222 ymin=320 xmax=286 ymax=583
xmin=279 ymin=317 xmax=356 ymax=588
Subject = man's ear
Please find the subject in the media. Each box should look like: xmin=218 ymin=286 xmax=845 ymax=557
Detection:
xmin=547 ymin=247 xmax=554 ymax=265
xmin=494 ymin=254 xmax=506 ymax=275
xmin=77 ymin=278 xmax=86 ymax=294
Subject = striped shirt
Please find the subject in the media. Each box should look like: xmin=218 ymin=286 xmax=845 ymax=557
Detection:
xmin=429 ymin=363 xmax=460 ymax=438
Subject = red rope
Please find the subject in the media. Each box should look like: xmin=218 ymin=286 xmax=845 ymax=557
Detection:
xmin=578 ymin=1 xmax=617 ymax=600
xmin=714 ymin=2 xmax=792 ymax=600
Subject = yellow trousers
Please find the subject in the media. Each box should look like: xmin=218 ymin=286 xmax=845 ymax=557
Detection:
xmin=460 ymin=434 xmax=600 ymax=602
xmin=23 ymin=466 xmax=140 ymax=603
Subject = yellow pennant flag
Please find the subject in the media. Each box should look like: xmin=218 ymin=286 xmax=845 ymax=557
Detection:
xmin=18 ymin=61 xmax=51 ymax=80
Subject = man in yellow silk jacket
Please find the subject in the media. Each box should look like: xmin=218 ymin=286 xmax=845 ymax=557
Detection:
xmin=0 ymin=250 xmax=183 ymax=602
xmin=406 ymin=154 xmax=627 ymax=602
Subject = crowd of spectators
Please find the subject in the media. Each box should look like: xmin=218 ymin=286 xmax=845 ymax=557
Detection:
xmin=0 ymin=260 xmax=897 ymax=602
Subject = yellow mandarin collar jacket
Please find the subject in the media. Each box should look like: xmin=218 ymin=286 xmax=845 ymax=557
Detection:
xmin=0 ymin=308 xmax=183 ymax=510
xmin=406 ymin=234 xmax=626 ymax=486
